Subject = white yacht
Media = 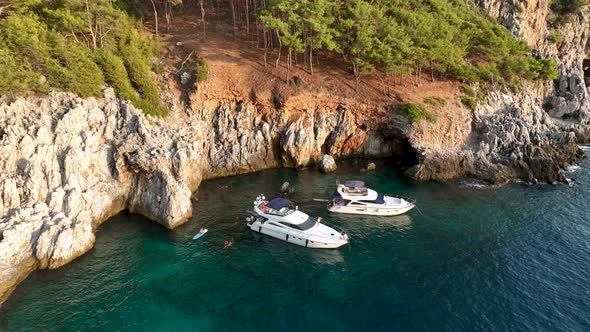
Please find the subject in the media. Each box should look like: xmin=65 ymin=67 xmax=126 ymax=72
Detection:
xmin=328 ymin=180 xmax=415 ymax=216
xmin=247 ymin=195 xmax=349 ymax=249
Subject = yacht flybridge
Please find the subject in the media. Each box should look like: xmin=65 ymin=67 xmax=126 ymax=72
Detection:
xmin=247 ymin=196 xmax=349 ymax=249
xmin=328 ymin=180 xmax=415 ymax=216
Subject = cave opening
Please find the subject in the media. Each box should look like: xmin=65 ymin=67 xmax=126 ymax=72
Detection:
xmin=583 ymin=59 xmax=590 ymax=87
xmin=385 ymin=134 xmax=419 ymax=169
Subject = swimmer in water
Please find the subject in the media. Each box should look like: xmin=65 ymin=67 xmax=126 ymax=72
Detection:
xmin=224 ymin=239 xmax=234 ymax=249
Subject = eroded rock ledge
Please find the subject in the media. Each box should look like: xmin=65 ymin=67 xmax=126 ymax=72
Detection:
xmin=0 ymin=90 xmax=198 ymax=302
xmin=1 ymin=78 xmax=587 ymax=303
xmin=0 ymin=88 xmax=401 ymax=303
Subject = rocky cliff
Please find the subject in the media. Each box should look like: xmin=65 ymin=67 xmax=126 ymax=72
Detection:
xmin=1 ymin=0 xmax=589 ymax=305
xmin=409 ymin=0 xmax=590 ymax=183
xmin=0 ymin=88 xmax=401 ymax=303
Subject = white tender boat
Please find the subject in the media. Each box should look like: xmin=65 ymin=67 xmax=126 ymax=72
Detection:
xmin=328 ymin=180 xmax=415 ymax=216
xmin=247 ymin=195 xmax=349 ymax=249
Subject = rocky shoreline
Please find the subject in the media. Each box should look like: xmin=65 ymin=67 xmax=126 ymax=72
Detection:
xmin=1 ymin=1 xmax=590 ymax=306
xmin=0 ymin=87 xmax=409 ymax=303
xmin=1 ymin=77 xmax=588 ymax=304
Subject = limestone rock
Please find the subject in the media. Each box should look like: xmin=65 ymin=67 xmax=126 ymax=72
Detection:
xmin=180 ymin=72 xmax=192 ymax=85
xmin=319 ymin=155 xmax=337 ymax=173
xmin=281 ymin=115 xmax=315 ymax=167
xmin=0 ymin=89 xmax=204 ymax=303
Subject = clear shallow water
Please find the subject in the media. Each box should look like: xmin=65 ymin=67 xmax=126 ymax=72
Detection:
xmin=1 ymin=160 xmax=590 ymax=331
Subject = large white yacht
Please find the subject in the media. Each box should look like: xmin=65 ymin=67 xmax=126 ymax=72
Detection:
xmin=328 ymin=180 xmax=415 ymax=216
xmin=247 ymin=195 xmax=349 ymax=249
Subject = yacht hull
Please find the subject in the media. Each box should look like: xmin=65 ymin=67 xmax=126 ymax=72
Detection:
xmin=328 ymin=204 xmax=414 ymax=216
xmin=248 ymin=223 xmax=347 ymax=249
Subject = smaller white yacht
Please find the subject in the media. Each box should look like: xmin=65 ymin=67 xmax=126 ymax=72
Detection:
xmin=247 ymin=195 xmax=349 ymax=249
xmin=328 ymin=180 xmax=415 ymax=216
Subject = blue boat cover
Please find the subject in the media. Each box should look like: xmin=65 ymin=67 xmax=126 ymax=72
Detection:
xmin=267 ymin=198 xmax=293 ymax=210
xmin=375 ymin=193 xmax=385 ymax=204
xmin=345 ymin=180 xmax=365 ymax=188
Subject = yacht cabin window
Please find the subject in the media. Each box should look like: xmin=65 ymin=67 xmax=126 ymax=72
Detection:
xmin=279 ymin=217 xmax=317 ymax=231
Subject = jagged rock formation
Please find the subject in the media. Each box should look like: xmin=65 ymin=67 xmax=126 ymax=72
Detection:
xmin=0 ymin=89 xmax=395 ymax=303
xmin=0 ymin=89 xmax=205 ymax=302
xmin=478 ymin=0 xmax=590 ymax=127
xmin=409 ymin=1 xmax=590 ymax=183
xmin=408 ymin=90 xmax=584 ymax=183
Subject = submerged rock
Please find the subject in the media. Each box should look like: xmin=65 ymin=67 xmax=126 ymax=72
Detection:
xmin=366 ymin=162 xmax=377 ymax=171
xmin=319 ymin=155 xmax=337 ymax=173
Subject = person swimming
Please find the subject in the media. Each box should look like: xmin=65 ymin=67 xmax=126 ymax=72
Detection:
xmin=199 ymin=228 xmax=205 ymax=234
xmin=223 ymin=239 xmax=234 ymax=249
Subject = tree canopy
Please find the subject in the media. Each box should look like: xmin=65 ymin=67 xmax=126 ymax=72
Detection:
xmin=0 ymin=0 xmax=561 ymax=112
xmin=0 ymin=0 xmax=166 ymax=115
xmin=257 ymin=0 xmax=559 ymax=88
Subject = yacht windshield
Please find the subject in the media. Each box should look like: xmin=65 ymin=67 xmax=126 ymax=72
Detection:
xmin=281 ymin=217 xmax=317 ymax=231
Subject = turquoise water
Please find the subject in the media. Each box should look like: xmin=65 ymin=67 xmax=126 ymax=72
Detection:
xmin=1 ymin=159 xmax=590 ymax=331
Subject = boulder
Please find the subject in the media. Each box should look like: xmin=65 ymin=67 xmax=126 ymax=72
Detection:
xmin=180 ymin=71 xmax=192 ymax=85
xmin=319 ymin=155 xmax=337 ymax=173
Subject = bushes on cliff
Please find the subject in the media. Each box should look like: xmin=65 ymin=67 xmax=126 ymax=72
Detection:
xmin=549 ymin=0 xmax=587 ymax=26
xmin=0 ymin=14 xmax=104 ymax=97
xmin=548 ymin=31 xmax=564 ymax=43
xmin=95 ymin=48 xmax=165 ymax=116
xmin=461 ymin=97 xmax=478 ymax=111
xmin=399 ymin=103 xmax=436 ymax=124
xmin=95 ymin=50 xmax=136 ymax=101
xmin=0 ymin=47 xmax=47 ymax=94
xmin=550 ymin=0 xmax=588 ymax=15
xmin=194 ymin=58 xmax=209 ymax=83
xmin=0 ymin=1 xmax=165 ymax=116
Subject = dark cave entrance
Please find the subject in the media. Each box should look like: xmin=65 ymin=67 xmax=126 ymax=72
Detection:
xmin=373 ymin=128 xmax=419 ymax=170
xmin=391 ymin=136 xmax=419 ymax=168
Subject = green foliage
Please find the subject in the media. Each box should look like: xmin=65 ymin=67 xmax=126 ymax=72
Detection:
xmin=0 ymin=46 xmax=47 ymax=94
xmin=462 ymin=85 xmax=477 ymax=97
xmin=95 ymin=49 xmax=137 ymax=101
xmin=194 ymin=58 xmax=209 ymax=83
xmin=548 ymin=31 xmax=564 ymax=43
xmin=424 ymin=97 xmax=446 ymax=106
xmin=550 ymin=0 xmax=588 ymax=15
xmin=258 ymin=0 xmax=559 ymax=89
xmin=461 ymin=96 xmax=478 ymax=111
xmin=0 ymin=14 xmax=104 ymax=97
xmin=117 ymin=35 xmax=163 ymax=114
xmin=548 ymin=0 xmax=587 ymax=26
xmin=399 ymin=103 xmax=437 ymax=123
xmin=0 ymin=0 xmax=165 ymax=116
